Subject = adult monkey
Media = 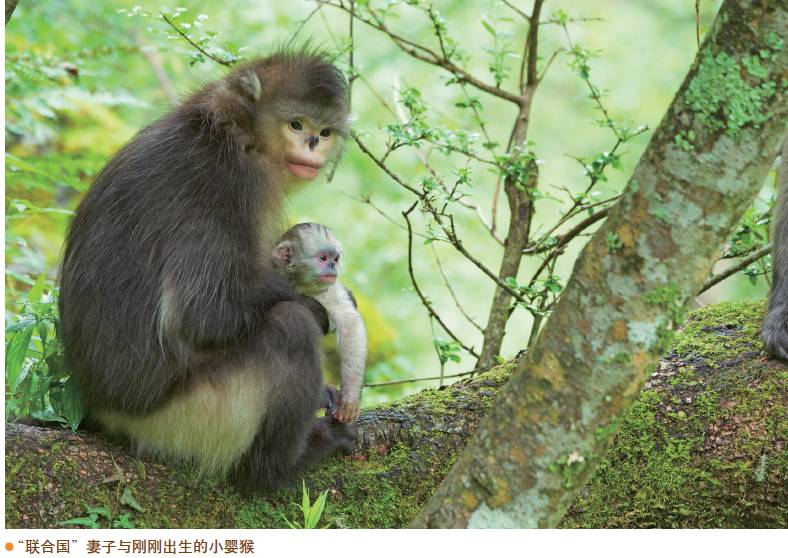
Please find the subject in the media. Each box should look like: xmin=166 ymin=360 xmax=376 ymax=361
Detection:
xmin=59 ymin=48 xmax=354 ymax=490
xmin=763 ymin=138 xmax=788 ymax=361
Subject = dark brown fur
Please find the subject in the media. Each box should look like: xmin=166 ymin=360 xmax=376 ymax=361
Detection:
xmin=59 ymin=48 xmax=354 ymax=490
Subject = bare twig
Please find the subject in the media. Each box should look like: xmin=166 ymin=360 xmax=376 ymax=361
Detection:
xmin=403 ymin=202 xmax=479 ymax=359
xmin=346 ymin=193 xmax=432 ymax=239
xmin=431 ymin=244 xmax=485 ymax=333
xmin=364 ymin=369 xmax=477 ymax=388
xmin=161 ymin=13 xmax=233 ymax=67
xmin=502 ymin=0 xmax=530 ymax=22
xmin=319 ymin=0 xmax=525 ymax=105
xmin=352 ymin=132 xmax=422 ymax=197
xmin=536 ymin=47 xmax=564 ymax=83
xmin=525 ymin=204 xmax=614 ymax=255
xmin=540 ymin=15 xmax=604 ymax=26
xmin=444 ymin=215 xmax=527 ymax=304
xmin=286 ymin=4 xmax=323 ymax=49
xmin=698 ymin=243 xmax=773 ymax=294
xmin=133 ymin=31 xmax=178 ymax=105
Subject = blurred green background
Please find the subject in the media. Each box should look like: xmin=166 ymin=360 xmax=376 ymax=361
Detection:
xmin=6 ymin=0 xmax=771 ymax=410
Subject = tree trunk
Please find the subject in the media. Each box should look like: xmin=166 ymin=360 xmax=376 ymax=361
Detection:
xmin=5 ymin=302 xmax=785 ymax=528
xmin=5 ymin=0 xmax=18 ymax=24
xmin=414 ymin=0 xmax=787 ymax=528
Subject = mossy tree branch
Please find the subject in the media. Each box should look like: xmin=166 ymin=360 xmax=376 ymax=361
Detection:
xmin=5 ymin=302 xmax=785 ymax=528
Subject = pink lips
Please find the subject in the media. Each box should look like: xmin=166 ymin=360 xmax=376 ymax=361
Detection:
xmin=286 ymin=158 xmax=322 ymax=180
xmin=319 ymin=275 xmax=336 ymax=283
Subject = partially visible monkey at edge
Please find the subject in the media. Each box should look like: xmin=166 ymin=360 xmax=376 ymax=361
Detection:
xmin=59 ymin=48 xmax=356 ymax=490
xmin=762 ymin=137 xmax=788 ymax=361
xmin=272 ymin=223 xmax=367 ymax=423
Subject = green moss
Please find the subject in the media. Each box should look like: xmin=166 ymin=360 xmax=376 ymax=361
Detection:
xmin=563 ymin=300 xmax=786 ymax=528
xmin=671 ymin=299 xmax=764 ymax=359
xmin=685 ymin=51 xmax=778 ymax=137
xmin=645 ymin=282 xmax=685 ymax=323
xmin=674 ymin=130 xmax=695 ymax=151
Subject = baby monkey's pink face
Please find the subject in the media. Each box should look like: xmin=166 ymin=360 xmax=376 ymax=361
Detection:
xmin=281 ymin=118 xmax=338 ymax=180
xmin=314 ymin=248 xmax=340 ymax=284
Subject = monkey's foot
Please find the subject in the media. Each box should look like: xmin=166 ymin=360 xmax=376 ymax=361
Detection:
xmin=761 ymin=311 xmax=788 ymax=362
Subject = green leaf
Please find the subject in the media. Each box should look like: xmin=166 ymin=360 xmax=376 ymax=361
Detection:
xmin=30 ymin=410 xmax=68 ymax=426
xmin=5 ymin=153 xmax=57 ymax=180
xmin=307 ymin=490 xmax=329 ymax=529
xmin=60 ymin=379 xmax=86 ymax=431
xmin=58 ymin=516 xmax=101 ymax=528
xmin=28 ymin=274 xmax=47 ymax=305
xmin=112 ymin=513 xmax=135 ymax=529
xmin=6 ymin=315 xmax=37 ymax=334
xmin=120 ymin=487 xmax=144 ymax=512
xmin=6 ymin=328 xmax=33 ymax=392
xmin=86 ymin=506 xmax=111 ymax=520
xmin=481 ymin=18 xmax=496 ymax=38
xmin=301 ymin=480 xmax=310 ymax=518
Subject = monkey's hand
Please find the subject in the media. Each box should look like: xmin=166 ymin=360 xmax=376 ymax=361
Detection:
xmin=334 ymin=393 xmax=360 ymax=423
xmin=321 ymin=385 xmax=340 ymax=416
xmin=297 ymin=295 xmax=330 ymax=335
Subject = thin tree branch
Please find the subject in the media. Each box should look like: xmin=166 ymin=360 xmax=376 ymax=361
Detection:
xmin=352 ymin=132 xmax=422 ymax=197
xmin=403 ymin=202 xmax=479 ymax=359
xmin=444 ymin=215 xmax=527 ymax=305
xmin=133 ymin=31 xmax=178 ymax=105
xmin=286 ymin=4 xmax=323 ymax=49
xmin=536 ymin=47 xmax=564 ymax=83
xmin=698 ymin=243 xmax=773 ymax=294
xmin=502 ymin=0 xmax=530 ymax=22
xmin=523 ymin=0 xmax=544 ymax=89
xmin=364 ymin=369 xmax=477 ymax=388
xmin=320 ymin=0 xmax=525 ymax=105
xmin=161 ymin=13 xmax=233 ymax=67
xmin=431 ymin=245 xmax=485 ymax=333
xmin=526 ymin=203 xmax=616 ymax=255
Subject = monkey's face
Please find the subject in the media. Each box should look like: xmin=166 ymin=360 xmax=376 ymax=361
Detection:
xmin=280 ymin=117 xmax=340 ymax=181
xmin=272 ymin=224 xmax=342 ymax=296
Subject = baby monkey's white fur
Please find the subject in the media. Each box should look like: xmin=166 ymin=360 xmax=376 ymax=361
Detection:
xmin=272 ymin=223 xmax=367 ymax=421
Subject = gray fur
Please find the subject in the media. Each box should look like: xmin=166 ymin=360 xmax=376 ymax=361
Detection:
xmin=763 ymin=138 xmax=788 ymax=361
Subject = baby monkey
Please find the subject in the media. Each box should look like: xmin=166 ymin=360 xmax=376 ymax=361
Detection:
xmin=272 ymin=223 xmax=367 ymax=422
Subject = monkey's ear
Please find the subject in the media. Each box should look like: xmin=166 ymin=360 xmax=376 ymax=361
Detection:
xmin=272 ymin=241 xmax=294 ymax=266
xmin=232 ymin=70 xmax=262 ymax=102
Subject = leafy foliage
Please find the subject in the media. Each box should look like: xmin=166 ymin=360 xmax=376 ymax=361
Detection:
xmin=5 ymin=277 xmax=84 ymax=430
xmin=282 ymin=481 xmax=330 ymax=529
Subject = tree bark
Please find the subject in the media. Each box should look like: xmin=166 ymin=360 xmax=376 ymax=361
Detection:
xmin=414 ymin=0 xmax=788 ymax=528
xmin=5 ymin=361 xmax=516 ymax=529
xmin=5 ymin=0 xmax=18 ymax=24
xmin=476 ymin=0 xmax=544 ymax=370
xmin=5 ymin=302 xmax=785 ymax=528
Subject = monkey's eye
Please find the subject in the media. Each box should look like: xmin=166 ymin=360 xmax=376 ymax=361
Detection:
xmin=334 ymin=255 xmax=340 ymax=263
xmin=289 ymin=120 xmax=304 ymax=131
xmin=319 ymin=128 xmax=332 ymax=138
xmin=319 ymin=253 xmax=328 ymax=262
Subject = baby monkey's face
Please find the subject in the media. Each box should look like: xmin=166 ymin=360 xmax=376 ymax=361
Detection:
xmin=309 ymin=245 xmax=340 ymax=285
xmin=271 ymin=224 xmax=343 ymax=296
